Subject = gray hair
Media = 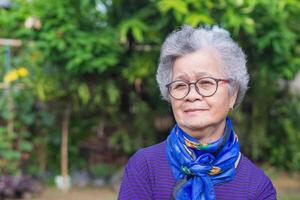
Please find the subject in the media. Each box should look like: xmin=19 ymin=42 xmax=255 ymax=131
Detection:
xmin=156 ymin=25 xmax=249 ymax=107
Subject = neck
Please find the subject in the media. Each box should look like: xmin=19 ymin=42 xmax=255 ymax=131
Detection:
xmin=181 ymin=120 xmax=226 ymax=144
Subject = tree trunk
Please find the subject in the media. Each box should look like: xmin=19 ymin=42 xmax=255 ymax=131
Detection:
xmin=61 ymin=104 xmax=71 ymax=178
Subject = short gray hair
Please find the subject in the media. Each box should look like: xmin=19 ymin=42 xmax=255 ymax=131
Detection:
xmin=156 ymin=25 xmax=249 ymax=107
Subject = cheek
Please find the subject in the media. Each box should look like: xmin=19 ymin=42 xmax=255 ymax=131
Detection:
xmin=208 ymin=95 xmax=231 ymax=116
xmin=171 ymin=100 xmax=183 ymax=119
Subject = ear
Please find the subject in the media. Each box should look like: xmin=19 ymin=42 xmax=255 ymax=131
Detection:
xmin=229 ymin=89 xmax=238 ymax=109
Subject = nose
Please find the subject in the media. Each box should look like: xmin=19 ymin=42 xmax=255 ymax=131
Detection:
xmin=185 ymin=84 xmax=203 ymax=101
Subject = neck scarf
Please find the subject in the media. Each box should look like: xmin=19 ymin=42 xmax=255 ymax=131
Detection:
xmin=166 ymin=117 xmax=240 ymax=200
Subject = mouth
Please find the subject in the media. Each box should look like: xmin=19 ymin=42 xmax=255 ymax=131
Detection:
xmin=184 ymin=108 xmax=209 ymax=113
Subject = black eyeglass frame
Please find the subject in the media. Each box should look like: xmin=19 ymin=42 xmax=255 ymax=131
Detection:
xmin=165 ymin=77 xmax=231 ymax=100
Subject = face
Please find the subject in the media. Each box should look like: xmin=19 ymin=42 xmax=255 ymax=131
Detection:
xmin=170 ymin=48 xmax=237 ymax=138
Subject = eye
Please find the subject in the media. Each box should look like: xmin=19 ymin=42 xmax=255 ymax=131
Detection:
xmin=197 ymin=79 xmax=216 ymax=89
xmin=172 ymin=82 xmax=188 ymax=90
xmin=198 ymin=80 xmax=214 ymax=85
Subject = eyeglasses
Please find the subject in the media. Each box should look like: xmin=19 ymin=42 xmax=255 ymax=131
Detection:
xmin=165 ymin=77 xmax=231 ymax=100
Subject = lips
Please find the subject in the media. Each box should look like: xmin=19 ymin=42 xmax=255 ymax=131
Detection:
xmin=184 ymin=108 xmax=208 ymax=113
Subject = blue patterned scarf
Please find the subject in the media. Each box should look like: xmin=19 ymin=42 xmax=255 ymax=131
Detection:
xmin=166 ymin=117 xmax=240 ymax=200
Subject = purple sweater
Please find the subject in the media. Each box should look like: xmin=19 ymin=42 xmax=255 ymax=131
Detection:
xmin=118 ymin=141 xmax=277 ymax=200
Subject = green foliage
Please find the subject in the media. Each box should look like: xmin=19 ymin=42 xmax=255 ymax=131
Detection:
xmin=0 ymin=0 xmax=300 ymax=175
xmin=268 ymin=94 xmax=300 ymax=170
xmin=0 ymin=74 xmax=34 ymax=174
xmin=90 ymin=163 xmax=118 ymax=178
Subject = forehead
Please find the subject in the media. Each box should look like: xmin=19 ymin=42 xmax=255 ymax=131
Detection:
xmin=172 ymin=48 xmax=224 ymax=80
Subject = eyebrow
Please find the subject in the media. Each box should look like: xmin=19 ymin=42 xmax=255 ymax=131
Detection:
xmin=173 ymin=72 xmax=213 ymax=80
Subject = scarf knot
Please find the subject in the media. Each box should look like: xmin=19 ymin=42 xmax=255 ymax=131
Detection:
xmin=181 ymin=153 xmax=216 ymax=176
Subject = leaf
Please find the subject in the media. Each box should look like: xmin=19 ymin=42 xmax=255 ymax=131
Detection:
xmin=185 ymin=13 xmax=214 ymax=26
xmin=78 ymin=83 xmax=90 ymax=105
xmin=1 ymin=150 xmax=21 ymax=161
xmin=157 ymin=0 xmax=188 ymax=14
xmin=19 ymin=141 xmax=33 ymax=152
xmin=106 ymin=82 xmax=120 ymax=105
xmin=119 ymin=18 xmax=147 ymax=43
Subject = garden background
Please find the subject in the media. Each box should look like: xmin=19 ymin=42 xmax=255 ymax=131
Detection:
xmin=0 ymin=0 xmax=300 ymax=199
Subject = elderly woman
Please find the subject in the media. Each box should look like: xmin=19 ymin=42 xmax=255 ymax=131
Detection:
xmin=118 ymin=26 xmax=276 ymax=200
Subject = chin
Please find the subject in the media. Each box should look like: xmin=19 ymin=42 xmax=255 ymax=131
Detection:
xmin=180 ymin=119 xmax=210 ymax=132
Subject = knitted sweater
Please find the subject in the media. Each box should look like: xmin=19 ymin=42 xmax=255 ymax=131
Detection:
xmin=119 ymin=141 xmax=277 ymax=200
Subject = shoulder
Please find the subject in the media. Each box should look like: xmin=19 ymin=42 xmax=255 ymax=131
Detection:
xmin=129 ymin=141 xmax=166 ymax=162
xmin=239 ymin=155 xmax=266 ymax=177
xmin=118 ymin=142 xmax=167 ymax=199
xmin=141 ymin=140 xmax=167 ymax=158
xmin=239 ymin=155 xmax=271 ymax=183
xmin=120 ymin=141 xmax=169 ymax=190
xmin=125 ymin=141 xmax=167 ymax=174
xmin=239 ymin=154 xmax=277 ymax=199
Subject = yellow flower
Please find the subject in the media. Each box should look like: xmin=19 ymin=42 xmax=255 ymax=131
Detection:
xmin=17 ymin=67 xmax=29 ymax=77
xmin=3 ymin=67 xmax=29 ymax=83
xmin=4 ymin=70 xmax=19 ymax=83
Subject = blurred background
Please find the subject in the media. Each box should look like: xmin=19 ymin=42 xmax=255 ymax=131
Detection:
xmin=0 ymin=0 xmax=299 ymax=199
